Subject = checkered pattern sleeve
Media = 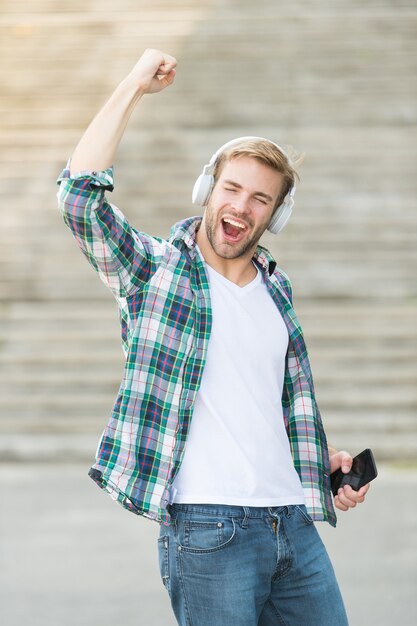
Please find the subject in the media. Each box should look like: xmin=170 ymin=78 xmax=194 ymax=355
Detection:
xmin=56 ymin=163 xmax=164 ymax=297
xmin=277 ymin=268 xmax=293 ymax=304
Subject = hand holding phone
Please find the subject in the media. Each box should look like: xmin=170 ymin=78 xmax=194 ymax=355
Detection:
xmin=330 ymin=448 xmax=377 ymax=497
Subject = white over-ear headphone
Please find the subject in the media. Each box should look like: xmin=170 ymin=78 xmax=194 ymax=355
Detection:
xmin=192 ymin=136 xmax=296 ymax=234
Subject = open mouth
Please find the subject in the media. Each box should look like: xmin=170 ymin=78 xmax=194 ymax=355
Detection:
xmin=221 ymin=217 xmax=248 ymax=242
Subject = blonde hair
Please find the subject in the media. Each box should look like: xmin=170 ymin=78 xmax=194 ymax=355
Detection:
xmin=213 ymin=138 xmax=304 ymax=209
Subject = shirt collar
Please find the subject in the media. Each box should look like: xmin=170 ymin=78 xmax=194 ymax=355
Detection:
xmin=169 ymin=216 xmax=277 ymax=276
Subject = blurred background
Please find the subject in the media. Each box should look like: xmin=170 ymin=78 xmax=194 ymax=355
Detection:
xmin=0 ymin=1 xmax=416 ymax=625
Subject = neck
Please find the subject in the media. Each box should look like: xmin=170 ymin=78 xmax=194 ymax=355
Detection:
xmin=196 ymin=225 xmax=258 ymax=287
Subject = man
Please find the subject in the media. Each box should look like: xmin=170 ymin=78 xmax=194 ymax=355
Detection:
xmin=57 ymin=48 xmax=369 ymax=625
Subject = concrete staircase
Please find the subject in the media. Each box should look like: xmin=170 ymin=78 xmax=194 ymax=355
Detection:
xmin=1 ymin=0 xmax=416 ymax=462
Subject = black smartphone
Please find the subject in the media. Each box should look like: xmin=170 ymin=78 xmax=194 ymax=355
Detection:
xmin=330 ymin=448 xmax=377 ymax=496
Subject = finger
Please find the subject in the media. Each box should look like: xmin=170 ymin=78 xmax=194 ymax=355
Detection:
xmin=340 ymin=452 xmax=353 ymax=474
xmin=358 ymin=483 xmax=370 ymax=497
xmin=329 ymin=450 xmax=352 ymax=474
xmin=156 ymin=69 xmax=176 ymax=89
xmin=334 ymin=496 xmax=349 ymax=512
xmin=343 ymin=484 xmax=368 ymax=503
xmin=337 ymin=488 xmax=359 ymax=508
xmin=156 ymin=55 xmax=177 ymax=75
xmin=156 ymin=65 xmax=175 ymax=76
xmin=339 ymin=488 xmax=364 ymax=509
xmin=334 ymin=482 xmax=369 ymax=512
xmin=340 ymin=486 xmax=368 ymax=508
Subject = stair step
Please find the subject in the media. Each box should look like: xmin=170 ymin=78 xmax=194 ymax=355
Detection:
xmin=1 ymin=319 xmax=415 ymax=341
xmin=1 ymin=0 xmax=415 ymax=463
xmin=0 ymin=387 xmax=415 ymax=417
xmin=0 ymin=429 xmax=414 ymax=464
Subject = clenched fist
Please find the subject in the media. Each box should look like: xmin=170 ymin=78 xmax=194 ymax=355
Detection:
xmin=129 ymin=48 xmax=177 ymax=94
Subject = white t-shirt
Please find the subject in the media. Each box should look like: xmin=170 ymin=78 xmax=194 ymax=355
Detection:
xmin=172 ymin=260 xmax=305 ymax=506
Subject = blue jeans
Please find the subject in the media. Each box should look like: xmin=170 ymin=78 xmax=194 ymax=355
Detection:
xmin=157 ymin=503 xmax=348 ymax=626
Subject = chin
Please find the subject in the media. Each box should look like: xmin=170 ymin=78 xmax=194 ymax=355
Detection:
xmin=213 ymin=239 xmax=253 ymax=260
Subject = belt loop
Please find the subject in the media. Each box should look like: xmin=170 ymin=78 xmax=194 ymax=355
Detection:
xmin=242 ymin=506 xmax=250 ymax=528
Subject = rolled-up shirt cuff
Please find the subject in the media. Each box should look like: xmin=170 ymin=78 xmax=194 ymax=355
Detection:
xmin=56 ymin=158 xmax=114 ymax=191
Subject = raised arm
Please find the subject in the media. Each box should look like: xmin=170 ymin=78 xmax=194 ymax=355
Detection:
xmin=70 ymin=48 xmax=177 ymax=174
xmin=57 ymin=49 xmax=177 ymax=298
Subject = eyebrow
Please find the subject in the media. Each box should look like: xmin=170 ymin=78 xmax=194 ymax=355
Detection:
xmin=222 ymin=179 xmax=274 ymax=202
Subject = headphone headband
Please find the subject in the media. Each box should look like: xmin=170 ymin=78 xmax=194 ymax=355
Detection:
xmin=208 ymin=135 xmax=291 ymax=167
xmin=192 ymin=136 xmax=295 ymax=234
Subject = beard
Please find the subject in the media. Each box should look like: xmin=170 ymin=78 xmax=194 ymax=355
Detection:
xmin=203 ymin=202 xmax=271 ymax=260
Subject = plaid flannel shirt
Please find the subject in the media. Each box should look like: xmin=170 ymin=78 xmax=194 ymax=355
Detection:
xmin=57 ymin=164 xmax=337 ymax=527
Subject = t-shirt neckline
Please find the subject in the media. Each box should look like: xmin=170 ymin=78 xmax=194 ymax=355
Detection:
xmin=205 ymin=260 xmax=261 ymax=293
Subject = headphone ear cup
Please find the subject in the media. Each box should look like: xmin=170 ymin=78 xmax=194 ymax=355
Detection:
xmin=192 ymin=174 xmax=214 ymax=207
xmin=267 ymin=198 xmax=293 ymax=234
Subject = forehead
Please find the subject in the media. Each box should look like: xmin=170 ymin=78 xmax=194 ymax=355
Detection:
xmin=218 ymin=156 xmax=284 ymax=194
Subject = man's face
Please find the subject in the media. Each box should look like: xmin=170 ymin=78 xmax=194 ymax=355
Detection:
xmin=202 ymin=156 xmax=285 ymax=260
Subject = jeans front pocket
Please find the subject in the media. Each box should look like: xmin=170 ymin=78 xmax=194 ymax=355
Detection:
xmin=157 ymin=535 xmax=171 ymax=595
xmin=295 ymin=505 xmax=315 ymax=526
xmin=179 ymin=517 xmax=236 ymax=553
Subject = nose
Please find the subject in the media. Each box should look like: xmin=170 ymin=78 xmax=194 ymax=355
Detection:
xmin=231 ymin=192 xmax=251 ymax=213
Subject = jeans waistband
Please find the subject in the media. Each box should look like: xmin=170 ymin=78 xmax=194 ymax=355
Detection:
xmin=168 ymin=503 xmax=304 ymax=519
